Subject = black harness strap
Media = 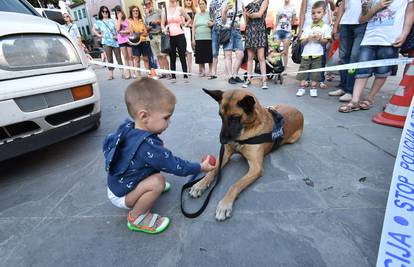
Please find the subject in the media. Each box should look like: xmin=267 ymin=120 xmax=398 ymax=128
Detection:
xmin=180 ymin=108 xmax=284 ymax=218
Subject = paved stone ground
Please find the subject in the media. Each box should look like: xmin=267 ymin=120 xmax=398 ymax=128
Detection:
xmin=0 ymin=57 xmax=406 ymax=266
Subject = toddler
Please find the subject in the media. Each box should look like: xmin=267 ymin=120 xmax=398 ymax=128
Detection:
xmin=103 ymin=78 xmax=215 ymax=234
xmin=296 ymin=1 xmax=331 ymax=97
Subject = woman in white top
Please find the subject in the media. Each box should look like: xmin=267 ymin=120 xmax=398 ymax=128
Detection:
xmin=63 ymin=13 xmax=81 ymax=46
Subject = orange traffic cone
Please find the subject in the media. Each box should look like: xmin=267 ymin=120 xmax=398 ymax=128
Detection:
xmin=150 ymin=68 xmax=158 ymax=80
xmin=372 ymin=61 xmax=414 ymax=128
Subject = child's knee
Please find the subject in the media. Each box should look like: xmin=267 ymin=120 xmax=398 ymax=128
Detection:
xmin=151 ymin=173 xmax=165 ymax=192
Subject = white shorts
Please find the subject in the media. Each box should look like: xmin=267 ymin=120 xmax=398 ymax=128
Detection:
xmin=107 ymin=188 xmax=129 ymax=210
xmin=184 ymin=27 xmax=193 ymax=53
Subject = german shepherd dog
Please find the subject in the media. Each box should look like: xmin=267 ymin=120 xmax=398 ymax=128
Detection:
xmin=189 ymin=89 xmax=304 ymax=221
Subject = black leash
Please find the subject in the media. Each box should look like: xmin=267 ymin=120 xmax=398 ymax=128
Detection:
xmin=180 ymin=108 xmax=284 ymax=218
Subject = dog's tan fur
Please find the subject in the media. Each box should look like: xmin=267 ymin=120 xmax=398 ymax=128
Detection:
xmin=189 ymin=89 xmax=304 ymax=220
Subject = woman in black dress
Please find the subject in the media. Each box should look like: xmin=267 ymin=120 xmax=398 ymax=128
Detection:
xmin=242 ymin=0 xmax=269 ymax=89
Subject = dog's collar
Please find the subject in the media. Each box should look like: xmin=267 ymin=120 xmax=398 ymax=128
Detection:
xmin=233 ymin=108 xmax=284 ymax=148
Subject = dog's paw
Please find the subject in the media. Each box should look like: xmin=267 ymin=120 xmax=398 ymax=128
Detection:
xmin=189 ymin=180 xmax=208 ymax=198
xmin=215 ymin=200 xmax=233 ymax=221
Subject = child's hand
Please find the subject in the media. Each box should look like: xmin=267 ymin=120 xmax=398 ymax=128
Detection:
xmin=200 ymin=155 xmax=216 ymax=172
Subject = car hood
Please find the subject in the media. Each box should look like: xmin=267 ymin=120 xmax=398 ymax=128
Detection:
xmin=0 ymin=11 xmax=61 ymax=35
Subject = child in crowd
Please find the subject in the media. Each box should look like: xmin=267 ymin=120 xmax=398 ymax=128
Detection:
xmin=338 ymin=0 xmax=413 ymax=112
xmin=103 ymin=78 xmax=216 ymax=234
xmin=296 ymin=1 xmax=331 ymax=97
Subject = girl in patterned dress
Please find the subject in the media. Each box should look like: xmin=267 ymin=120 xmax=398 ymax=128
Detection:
xmin=242 ymin=0 xmax=270 ymax=89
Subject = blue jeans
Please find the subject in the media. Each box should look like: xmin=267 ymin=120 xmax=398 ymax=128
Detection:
xmin=212 ymin=26 xmax=221 ymax=58
xmin=355 ymin=45 xmax=399 ymax=78
xmin=339 ymin=23 xmax=366 ymax=93
xmin=223 ymin=29 xmax=244 ymax=51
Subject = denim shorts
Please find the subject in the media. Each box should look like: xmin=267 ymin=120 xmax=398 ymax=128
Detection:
xmin=274 ymin=30 xmax=291 ymax=41
xmin=223 ymin=29 xmax=244 ymax=52
xmin=355 ymin=45 xmax=399 ymax=78
xmin=132 ymin=41 xmax=151 ymax=57
xmin=212 ymin=26 xmax=221 ymax=58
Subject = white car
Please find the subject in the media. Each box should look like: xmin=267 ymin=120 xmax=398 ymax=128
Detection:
xmin=0 ymin=10 xmax=101 ymax=161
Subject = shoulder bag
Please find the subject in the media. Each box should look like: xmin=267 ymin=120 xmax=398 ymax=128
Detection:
xmin=161 ymin=7 xmax=171 ymax=54
xmin=219 ymin=0 xmax=238 ymax=45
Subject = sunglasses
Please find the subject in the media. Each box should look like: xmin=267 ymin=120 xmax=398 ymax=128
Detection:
xmin=102 ymin=10 xmax=109 ymax=13
xmin=133 ymin=10 xmax=139 ymax=12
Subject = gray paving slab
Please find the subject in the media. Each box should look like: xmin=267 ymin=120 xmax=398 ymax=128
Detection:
xmin=0 ymin=59 xmax=407 ymax=266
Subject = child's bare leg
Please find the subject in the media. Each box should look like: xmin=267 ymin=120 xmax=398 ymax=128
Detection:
xmin=300 ymin=80 xmax=308 ymax=87
xmin=125 ymin=173 xmax=165 ymax=225
xmin=311 ymin=80 xmax=317 ymax=88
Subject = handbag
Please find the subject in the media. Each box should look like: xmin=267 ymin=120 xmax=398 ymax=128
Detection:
xmin=219 ymin=0 xmax=238 ymax=45
xmin=291 ymin=36 xmax=302 ymax=64
xmin=128 ymin=32 xmax=141 ymax=46
xmin=161 ymin=7 xmax=171 ymax=53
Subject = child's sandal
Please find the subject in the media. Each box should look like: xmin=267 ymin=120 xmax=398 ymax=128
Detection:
xmin=127 ymin=212 xmax=170 ymax=234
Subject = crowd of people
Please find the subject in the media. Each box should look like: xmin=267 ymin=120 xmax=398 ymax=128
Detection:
xmin=67 ymin=0 xmax=413 ymax=111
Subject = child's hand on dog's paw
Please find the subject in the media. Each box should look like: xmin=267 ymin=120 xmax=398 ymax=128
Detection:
xmin=201 ymin=155 xmax=216 ymax=172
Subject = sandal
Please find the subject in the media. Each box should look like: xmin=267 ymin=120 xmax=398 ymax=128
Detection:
xmin=163 ymin=181 xmax=171 ymax=193
xmin=338 ymin=102 xmax=360 ymax=113
xmin=127 ymin=212 xmax=170 ymax=234
xmin=208 ymin=75 xmax=217 ymax=80
xmin=359 ymin=99 xmax=373 ymax=110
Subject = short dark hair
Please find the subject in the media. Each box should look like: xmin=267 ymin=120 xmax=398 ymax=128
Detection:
xmin=312 ymin=1 xmax=326 ymax=10
xmin=98 ymin=6 xmax=111 ymax=20
xmin=125 ymin=78 xmax=176 ymax=119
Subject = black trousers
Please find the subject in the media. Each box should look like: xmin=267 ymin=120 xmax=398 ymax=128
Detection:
xmin=169 ymin=34 xmax=188 ymax=78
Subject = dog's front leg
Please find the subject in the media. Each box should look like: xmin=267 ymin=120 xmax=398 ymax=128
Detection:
xmin=189 ymin=145 xmax=233 ymax=198
xmin=216 ymin=151 xmax=264 ymax=221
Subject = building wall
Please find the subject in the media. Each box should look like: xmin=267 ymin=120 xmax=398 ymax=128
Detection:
xmin=71 ymin=3 xmax=92 ymax=40
xmin=86 ymin=0 xmax=123 ymax=18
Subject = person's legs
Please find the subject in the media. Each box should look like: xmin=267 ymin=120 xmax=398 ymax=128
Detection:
xmin=338 ymin=24 xmax=352 ymax=90
xmin=127 ymin=46 xmax=135 ymax=78
xmin=345 ymin=23 xmax=367 ymax=94
xmin=233 ymin=50 xmax=244 ymax=77
xmin=224 ymin=50 xmax=233 ymax=77
xmin=120 ymin=46 xmax=132 ymax=78
xmin=176 ymin=34 xmax=189 ymax=79
xmin=125 ymin=173 xmax=166 ymax=226
xmin=211 ymin=27 xmax=220 ymax=77
xmin=282 ymin=38 xmax=290 ymax=69
xmin=103 ymin=45 xmax=114 ymax=79
xmin=113 ymin=47 xmax=124 ymax=77
xmin=169 ymin=36 xmax=178 ymax=79
xmin=257 ymin=47 xmax=266 ymax=83
xmin=349 ymin=46 xmax=375 ymax=104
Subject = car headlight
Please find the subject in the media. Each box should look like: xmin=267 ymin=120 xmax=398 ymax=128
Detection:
xmin=0 ymin=34 xmax=81 ymax=70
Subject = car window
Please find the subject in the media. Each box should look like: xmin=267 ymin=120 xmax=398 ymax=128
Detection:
xmin=0 ymin=0 xmax=37 ymax=15
xmin=42 ymin=10 xmax=64 ymax=25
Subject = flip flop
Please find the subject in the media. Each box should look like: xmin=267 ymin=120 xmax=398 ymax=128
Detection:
xmin=127 ymin=212 xmax=170 ymax=234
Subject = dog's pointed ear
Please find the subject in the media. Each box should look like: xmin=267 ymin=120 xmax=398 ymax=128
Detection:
xmin=202 ymin=88 xmax=223 ymax=103
xmin=237 ymin=95 xmax=255 ymax=114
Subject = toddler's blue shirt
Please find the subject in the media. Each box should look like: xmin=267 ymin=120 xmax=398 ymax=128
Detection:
xmin=103 ymin=120 xmax=201 ymax=197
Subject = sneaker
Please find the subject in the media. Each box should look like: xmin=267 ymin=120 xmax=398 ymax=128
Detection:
xmin=242 ymin=80 xmax=251 ymax=88
xmin=296 ymin=88 xmax=306 ymax=97
xmin=228 ymin=77 xmax=237 ymax=84
xmin=328 ymin=89 xmax=345 ymax=96
xmin=234 ymin=76 xmax=244 ymax=83
xmin=339 ymin=93 xmax=352 ymax=102
xmin=310 ymin=88 xmax=318 ymax=97
xmin=261 ymin=81 xmax=268 ymax=90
